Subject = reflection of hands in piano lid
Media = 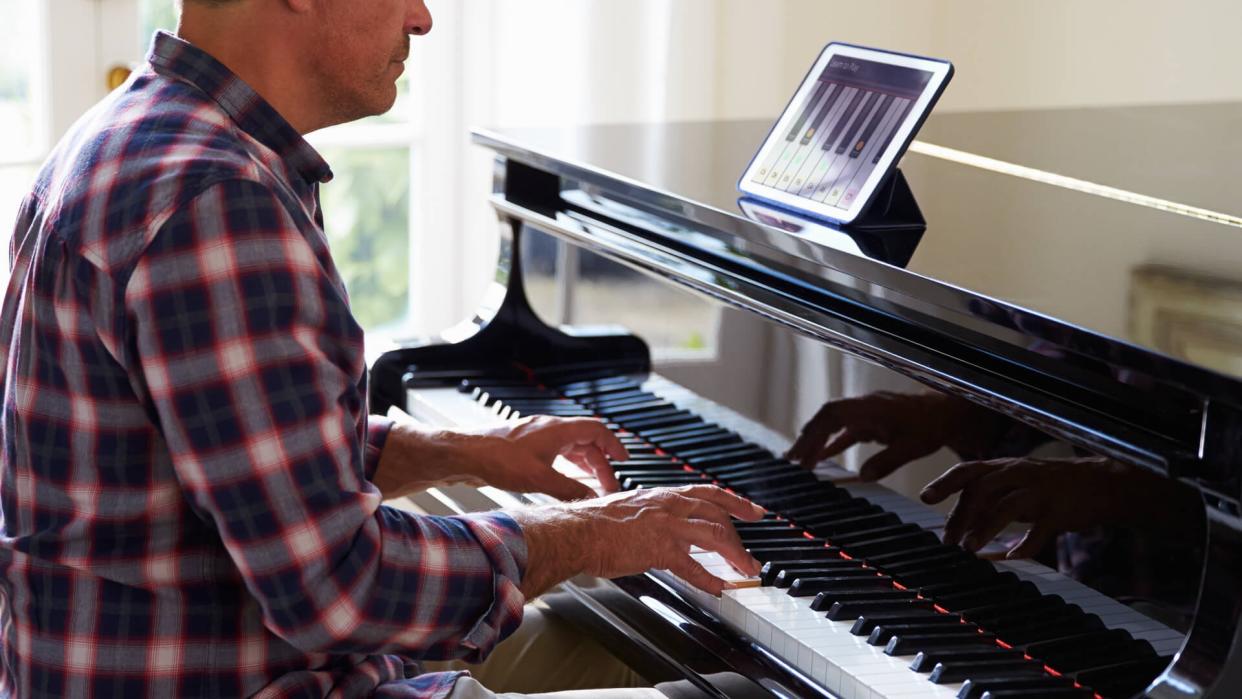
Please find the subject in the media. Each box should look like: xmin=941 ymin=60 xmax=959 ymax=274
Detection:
xmin=920 ymin=455 xmax=1206 ymax=559
xmin=787 ymin=391 xmax=1014 ymax=480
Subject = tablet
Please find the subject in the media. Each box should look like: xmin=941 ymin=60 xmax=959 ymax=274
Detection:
xmin=739 ymin=43 xmax=952 ymax=225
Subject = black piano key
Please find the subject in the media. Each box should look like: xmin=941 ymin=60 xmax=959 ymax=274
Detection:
xmin=773 ymin=563 xmax=869 ymax=587
xmin=655 ymin=432 xmax=743 ymax=451
xmin=928 ymin=658 xmax=1048 ymax=684
xmin=885 ymin=631 xmax=996 ymax=657
xmin=726 ymin=471 xmax=819 ymax=494
xmin=868 ymin=543 xmax=971 ymax=568
xmin=933 ymin=581 xmax=1040 ymax=612
xmin=609 ymin=406 xmax=686 ymax=424
xmin=701 ymin=459 xmax=788 ymax=478
xmin=759 ymin=486 xmax=853 ymax=511
xmin=829 ymin=523 xmax=922 ymax=546
xmin=822 ymin=88 xmax=865 ymax=151
xmin=621 ymin=474 xmax=710 ymax=490
xmin=912 ymin=647 xmax=1025 ymax=673
xmin=919 ymin=572 xmax=1021 ymax=597
xmin=804 ymin=512 xmax=901 ymax=537
xmin=557 ymin=377 xmax=642 ymax=396
xmin=751 ymin=547 xmax=843 ymax=565
xmin=679 ymin=446 xmax=774 ymax=467
xmin=789 ymin=574 xmax=894 ymax=597
xmin=586 ymin=391 xmax=659 ymax=409
xmin=864 ymin=618 xmax=968 ymax=645
xmin=850 ymin=93 xmax=893 ymax=157
xmin=1024 ymin=628 xmax=1132 ymax=658
xmin=867 ymin=620 xmax=981 ymax=646
xmin=898 ymin=559 xmax=998 ymax=590
xmin=957 ymin=676 xmax=1076 ymax=699
xmin=962 ymin=595 xmax=1068 ymax=627
xmin=786 ymin=80 xmax=830 ymax=140
xmin=762 ymin=558 xmax=852 ymax=586
xmin=620 ymin=412 xmax=701 ymax=431
xmin=850 ymin=610 xmax=951 ymax=636
xmin=782 ymin=496 xmax=876 ymax=518
xmin=809 ymin=588 xmax=915 ymax=607
xmin=613 ymin=469 xmax=697 ymax=483
xmin=733 ymin=521 xmax=799 ymax=534
xmin=978 ymin=690 xmax=1092 ymax=699
xmin=597 ymin=399 xmax=678 ymax=417
xmin=802 ymin=83 xmax=844 ymax=145
xmin=609 ymin=458 xmax=682 ymax=469
xmin=824 ymin=598 xmax=934 ymax=620
xmin=996 ymin=612 xmax=1104 ymax=646
xmin=640 ymin=423 xmax=718 ymax=440
xmin=842 ymin=531 xmax=942 ymax=559
xmin=835 ymin=91 xmax=879 ymax=154
xmin=741 ymin=536 xmax=828 ymax=549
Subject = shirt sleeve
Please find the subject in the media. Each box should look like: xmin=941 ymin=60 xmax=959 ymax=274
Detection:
xmin=123 ymin=178 xmax=526 ymax=660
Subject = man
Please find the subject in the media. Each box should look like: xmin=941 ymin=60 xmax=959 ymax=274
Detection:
xmin=0 ymin=1 xmax=763 ymax=697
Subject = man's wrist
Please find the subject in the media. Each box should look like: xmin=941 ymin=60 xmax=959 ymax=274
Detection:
xmin=371 ymin=422 xmax=487 ymax=499
xmin=508 ymin=505 xmax=594 ymax=599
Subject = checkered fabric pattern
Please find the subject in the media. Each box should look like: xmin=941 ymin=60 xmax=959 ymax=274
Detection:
xmin=0 ymin=32 xmax=527 ymax=698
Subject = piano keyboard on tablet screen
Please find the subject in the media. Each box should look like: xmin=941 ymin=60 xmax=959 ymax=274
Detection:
xmin=402 ymin=365 xmax=1183 ymax=699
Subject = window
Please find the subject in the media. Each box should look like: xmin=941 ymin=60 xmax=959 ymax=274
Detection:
xmin=0 ymin=0 xmax=44 ymax=288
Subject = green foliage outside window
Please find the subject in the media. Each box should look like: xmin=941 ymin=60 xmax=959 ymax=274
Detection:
xmin=317 ymin=147 xmax=411 ymax=332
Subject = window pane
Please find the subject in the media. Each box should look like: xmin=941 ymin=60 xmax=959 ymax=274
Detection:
xmin=0 ymin=0 xmax=40 ymax=162
xmin=139 ymin=0 xmax=177 ymax=45
xmin=317 ymin=146 xmax=411 ymax=334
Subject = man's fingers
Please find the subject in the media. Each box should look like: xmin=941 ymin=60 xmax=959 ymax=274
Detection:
xmin=583 ymin=447 xmax=620 ymax=493
xmin=1007 ymin=524 xmax=1056 ymax=559
xmin=858 ymin=444 xmax=920 ymax=482
xmin=788 ymin=402 xmax=848 ymax=463
xmin=816 ymin=428 xmax=863 ymax=463
xmin=540 ymin=470 xmax=597 ymax=502
xmin=920 ymin=460 xmax=1002 ymax=504
xmin=562 ymin=445 xmax=619 ymax=494
xmin=678 ymin=519 xmax=761 ymax=576
xmin=960 ymin=490 xmax=1030 ymax=552
xmin=674 ymin=484 xmax=765 ymax=521
xmin=563 ymin=417 xmax=629 ymax=462
xmin=667 ymin=556 xmax=727 ymax=597
xmin=942 ymin=483 xmax=993 ymax=547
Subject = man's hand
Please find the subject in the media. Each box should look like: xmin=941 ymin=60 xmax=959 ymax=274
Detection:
xmin=511 ymin=485 xmax=766 ymax=599
xmin=786 ymin=391 xmax=1010 ymax=480
xmin=919 ymin=456 xmax=1203 ymax=559
xmin=467 ymin=416 xmax=629 ymax=499
xmin=372 ymin=416 xmax=627 ymax=501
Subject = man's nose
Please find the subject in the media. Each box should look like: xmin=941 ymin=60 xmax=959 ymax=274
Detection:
xmin=407 ymin=0 xmax=433 ymax=36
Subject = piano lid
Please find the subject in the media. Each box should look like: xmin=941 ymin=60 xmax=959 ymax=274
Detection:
xmin=472 ymin=103 xmax=1242 ymax=496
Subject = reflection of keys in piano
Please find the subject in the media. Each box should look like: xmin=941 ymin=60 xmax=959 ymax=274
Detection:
xmin=404 ymin=368 xmax=1183 ymax=699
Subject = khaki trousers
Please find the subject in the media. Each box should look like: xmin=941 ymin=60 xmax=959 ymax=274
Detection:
xmin=427 ymin=602 xmax=664 ymax=699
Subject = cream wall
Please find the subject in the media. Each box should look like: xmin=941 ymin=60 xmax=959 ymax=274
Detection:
xmin=712 ymin=0 xmax=1242 ymax=119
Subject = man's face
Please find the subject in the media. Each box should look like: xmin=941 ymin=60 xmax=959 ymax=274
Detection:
xmin=309 ymin=0 xmax=432 ymax=126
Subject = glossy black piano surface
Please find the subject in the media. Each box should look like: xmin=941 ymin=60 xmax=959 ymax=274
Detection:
xmin=374 ymin=102 xmax=1242 ymax=698
xmin=470 ymin=107 xmax=1242 ymax=498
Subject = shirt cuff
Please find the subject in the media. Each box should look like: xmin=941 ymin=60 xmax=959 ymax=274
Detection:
xmin=457 ymin=512 xmax=529 ymax=662
xmin=365 ymin=415 xmax=395 ymax=481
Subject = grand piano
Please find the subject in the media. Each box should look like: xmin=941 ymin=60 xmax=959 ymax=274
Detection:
xmin=370 ymin=103 xmax=1242 ymax=698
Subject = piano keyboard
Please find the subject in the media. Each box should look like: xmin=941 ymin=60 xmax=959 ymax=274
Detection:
xmin=753 ymin=77 xmax=915 ymax=208
xmin=402 ymin=366 xmax=1183 ymax=699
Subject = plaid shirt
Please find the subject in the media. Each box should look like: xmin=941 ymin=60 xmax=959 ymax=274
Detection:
xmin=0 ymin=32 xmax=527 ymax=698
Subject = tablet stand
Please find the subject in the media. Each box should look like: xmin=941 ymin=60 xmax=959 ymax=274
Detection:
xmin=844 ymin=168 xmax=926 ymax=233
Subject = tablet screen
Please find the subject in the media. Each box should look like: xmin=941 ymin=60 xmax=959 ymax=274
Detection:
xmin=740 ymin=44 xmax=951 ymax=224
